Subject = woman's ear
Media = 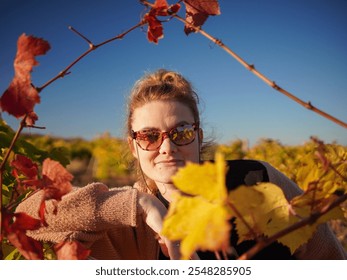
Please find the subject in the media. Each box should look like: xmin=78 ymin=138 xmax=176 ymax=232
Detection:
xmin=128 ymin=137 xmax=138 ymax=159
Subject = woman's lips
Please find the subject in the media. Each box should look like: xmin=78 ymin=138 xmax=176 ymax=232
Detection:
xmin=156 ymin=159 xmax=184 ymax=166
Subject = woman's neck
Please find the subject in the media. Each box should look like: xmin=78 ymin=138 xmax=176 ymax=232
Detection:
xmin=157 ymin=183 xmax=179 ymax=203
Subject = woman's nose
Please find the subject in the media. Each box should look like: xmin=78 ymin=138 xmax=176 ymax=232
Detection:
xmin=159 ymin=137 xmax=177 ymax=154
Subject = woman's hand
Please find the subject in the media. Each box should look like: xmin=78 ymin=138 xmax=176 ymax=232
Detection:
xmin=138 ymin=193 xmax=182 ymax=259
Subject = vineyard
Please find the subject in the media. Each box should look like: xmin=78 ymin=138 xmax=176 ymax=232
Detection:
xmin=2 ymin=117 xmax=345 ymax=255
xmin=1 ymin=0 xmax=346 ymax=260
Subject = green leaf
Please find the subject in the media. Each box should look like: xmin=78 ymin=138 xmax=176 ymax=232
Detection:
xmin=0 ymin=131 xmax=13 ymax=149
xmin=2 ymin=243 xmax=22 ymax=260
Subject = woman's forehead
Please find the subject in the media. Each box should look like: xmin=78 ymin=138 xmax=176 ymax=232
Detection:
xmin=131 ymin=100 xmax=194 ymax=129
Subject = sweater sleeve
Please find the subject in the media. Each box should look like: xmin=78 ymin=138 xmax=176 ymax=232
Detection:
xmin=15 ymin=182 xmax=138 ymax=244
xmin=262 ymin=161 xmax=347 ymax=260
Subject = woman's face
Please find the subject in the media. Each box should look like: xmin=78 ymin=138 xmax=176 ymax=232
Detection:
xmin=130 ymin=100 xmax=201 ymax=186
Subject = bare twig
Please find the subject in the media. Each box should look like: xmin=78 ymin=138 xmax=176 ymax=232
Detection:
xmin=36 ymin=21 xmax=146 ymax=92
xmin=172 ymin=14 xmax=347 ymax=130
xmin=26 ymin=125 xmax=46 ymax=130
xmin=69 ymin=26 xmax=94 ymax=47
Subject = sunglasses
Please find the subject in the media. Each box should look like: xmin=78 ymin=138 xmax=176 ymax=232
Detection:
xmin=131 ymin=123 xmax=198 ymax=151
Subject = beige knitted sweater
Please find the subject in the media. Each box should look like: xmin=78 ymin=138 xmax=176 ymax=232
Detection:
xmin=16 ymin=162 xmax=347 ymax=260
xmin=16 ymin=182 xmax=159 ymax=259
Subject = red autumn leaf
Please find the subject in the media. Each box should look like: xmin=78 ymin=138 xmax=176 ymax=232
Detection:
xmin=151 ymin=0 xmax=181 ymax=16
xmin=7 ymin=231 xmax=44 ymax=260
xmin=2 ymin=210 xmax=44 ymax=260
xmin=183 ymin=0 xmax=220 ymax=34
xmin=25 ymin=111 xmax=39 ymax=127
xmin=152 ymin=0 xmax=169 ymax=15
xmin=168 ymin=3 xmax=180 ymax=14
xmin=145 ymin=13 xmax=164 ymax=44
xmin=54 ymin=241 xmax=91 ymax=260
xmin=41 ymin=158 xmax=73 ymax=201
xmin=12 ymin=212 xmax=42 ymax=231
xmin=10 ymin=154 xmax=40 ymax=194
xmin=38 ymin=200 xmax=49 ymax=226
xmin=10 ymin=154 xmax=38 ymax=179
xmin=0 ymin=33 xmax=50 ymax=119
xmin=38 ymin=159 xmax=73 ymax=222
xmin=144 ymin=0 xmax=180 ymax=44
xmin=3 ymin=211 xmax=41 ymax=234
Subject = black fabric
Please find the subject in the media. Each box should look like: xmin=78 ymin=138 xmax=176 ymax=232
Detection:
xmin=158 ymin=160 xmax=295 ymax=260
xmin=224 ymin=159 xmax=270 ymax=190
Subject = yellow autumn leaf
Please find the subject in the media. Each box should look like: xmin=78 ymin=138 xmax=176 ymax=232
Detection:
xmin=269 ymin=201 xmax=344 ymax=253
xmin=265 ymin=206 xmax=310 ymax=253
xmin=290 ymin=175 xmax=344 ymax=224
xmin=229 ymin=182 xmax=345 ymax=254
xmin=161 ymin=152 xmax=230 ymax=259
xmin=228 ymin=183 xmax=289 ymax=243
xmin=171 ymin=152 xmax=227 ymax=203
xmin=162 ymin=195 xmax=230 ymax=259
xmin=279 ymin=191 xmax=345 ymax=253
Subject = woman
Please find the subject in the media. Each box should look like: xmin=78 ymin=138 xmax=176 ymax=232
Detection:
xmin=18 ymin=69 xmax=346 ymax=260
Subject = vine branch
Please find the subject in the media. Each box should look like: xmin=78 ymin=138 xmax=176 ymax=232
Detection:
xmin=172 ymin=14 xmax=347 ymax=130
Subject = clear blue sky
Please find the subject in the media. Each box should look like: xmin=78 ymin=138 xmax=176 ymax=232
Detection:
xmin=1 ymin=0 xmax=346 ymax=146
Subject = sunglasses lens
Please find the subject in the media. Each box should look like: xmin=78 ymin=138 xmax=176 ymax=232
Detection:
xmin=170 ymin=124 xmax=196 ymax=145
xmin=136 ymin=130 xmax=161 ymax=150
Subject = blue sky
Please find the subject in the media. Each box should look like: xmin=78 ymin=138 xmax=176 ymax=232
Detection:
xmin=1 ymin=0 xmax=346 ymax=146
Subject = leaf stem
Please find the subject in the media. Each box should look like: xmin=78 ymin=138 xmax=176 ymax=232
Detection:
xmin=227 ymin=201 xmax=259 ymax=240
xmin=173 ymin=15 xmax=347 ymax=130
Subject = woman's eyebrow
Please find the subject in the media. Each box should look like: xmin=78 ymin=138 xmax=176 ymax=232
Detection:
xmin=173 ymin=121 xmax=191 ymax=127
xmin=167 ymin=121 xmax=193 ymax=130
xmin=137 ymin=126 xmax=160 ymax=131
xmin=138 ymin=121 xmax=191 ymax=132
